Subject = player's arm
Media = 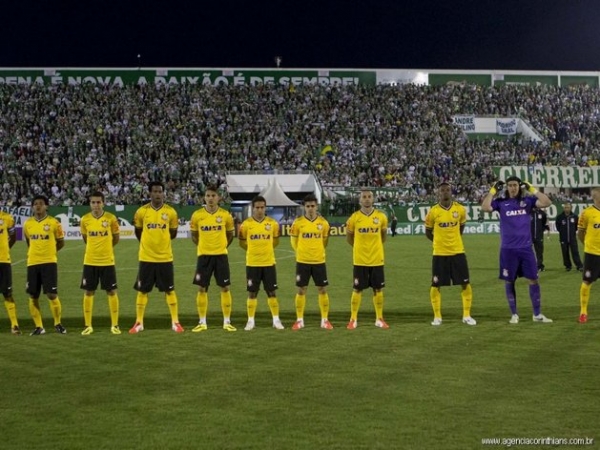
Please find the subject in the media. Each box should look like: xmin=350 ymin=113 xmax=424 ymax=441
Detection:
xmin=290 ymin=235 xmax=298 ymax=250
xmin=577 ymin=227 xmax=586 ymax=245
xmin=482 ymin=181 xmax=504 ymax=212
xmin=82 ymin=233 xmax=88 ymax=244
xmin=460 ymin=223 xmax=466 ymax=235
xmin=169 ymin=227 xmax=178 ymax=240
xmin=239 ymin=238 xmax=247 ymax=250
xmin=56 ymin=238 xmax=65 ymax=252
xmin=425 ymin=227 xmax=434 ymax=241
xmin=226 ymin=230 xmax=234 ymax=247
xmin=346 ymin=230 xmax=354 ymax=246
xmin=323 ymin=231 xmax=329 ymax=248
xmin=520 ymin=181 xmax=551 ymax=208
xmin=112 ymin=232 xmax=120 ymax=247
xmin=273 ymin=236 xmax=280 ymax=248
xmin=8 ymin=229 xmax=16 ymax=248
xmin=191 ymin=230 xmax=199 ymax=245
xmin=135 ymin=227 xmax=143 ymax=241
xmin=380 ymin=226 xmax=387 ymax=243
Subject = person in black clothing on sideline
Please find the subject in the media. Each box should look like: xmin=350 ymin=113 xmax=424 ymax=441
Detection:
xmin=531 ymin=207 xmax=549 ymax=272
xmin=556 ymin=202 xmax=583 ymax=271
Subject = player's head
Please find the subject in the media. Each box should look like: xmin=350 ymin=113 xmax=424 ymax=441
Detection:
xmin=438 ymin=182 xmax=452 ymax=202
xmin=303 ymin=193 xmax=318 ymax=217
xmin=148 ymin=181 xmax=165 ymax=204
xmin=203 ymin=185 xmax=221 ymax=208
xmin=505 ymin=176 xmax=522 ymax=199
xmin=89 ymin=191 xmax=105 ymax=213
xmin=359 ymin=189 xmax=374 ymax=209
xmin=251 ymin=195 xmax=267 ymax=220
xmin=31 ymin=195 xmax=49 ymax=216
xmin=592 ymin=187 xmax=600 ymax=203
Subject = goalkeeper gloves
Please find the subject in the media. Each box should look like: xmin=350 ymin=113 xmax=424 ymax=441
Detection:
xmin=520 ymin=181 xmax=538 ymax=194
xmin=489 ymin=180 xmax=504 ymax=195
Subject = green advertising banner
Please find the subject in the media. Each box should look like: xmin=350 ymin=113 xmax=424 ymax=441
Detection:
xmin=492 ymin=166 xmax=600 ymax=188
xmin=428 ymin=73 xmax=492 ymax=86
xmin=0 ymin=69 xmax=376 ymax=87
xmin=494 ymin=74 xmax=559 ymax=87
xmin=560 ymin=75 xmax=599 ymax=88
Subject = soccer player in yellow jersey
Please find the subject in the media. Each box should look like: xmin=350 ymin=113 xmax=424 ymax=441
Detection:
xmin=129 ymin=181 xmax=184 ymax=334
xmin=23 ymin=195 xmax=66 ymax=335
xmin=290 ymin=194 xmax=333 ymax=330
xmin=239 ymin=195 xmax=283 ymax=331
xmin=577 ymin=186 xmax=600 ymax=323
xmin=189 ymin=185 xmax=236 ymax=332
xmin=79 ymin=192 xmax=121 ymax=335
xmin=424 ymin=183 xmax=476 ymax=326
xmin=0 ymin=209 xmax=21 ymax=334
xmin=346 ymin=189 xmax=389 ymax=329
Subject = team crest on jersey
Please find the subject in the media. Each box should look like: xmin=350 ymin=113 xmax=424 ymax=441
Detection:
xmin=373 ymin=218 xmax=380 ymax=224
xmin=216 ymin=216 xmax=223 ymax=223
xmin=0 ymin=219 xmax=3 ymax=226
xmin=520 ymin=201 xmax=527 ymax=208
xmin=161 ymin=213 xmax=168 ymax=221
xmin=102 ymin=220 xmax=109 ymax=228
xmin=452 ymin=211 xmax=458 ymax=218
xmin=43 ymin=224 xmax=50 ymax=231
xmin=317 ymin=224 xmax=322 ymax=230
xmin=265 ymin=224 xmax=271 ymax=231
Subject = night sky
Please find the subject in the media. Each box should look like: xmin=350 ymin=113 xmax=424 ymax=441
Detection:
xmin=2 ymin=1 xmax=600 ymax=71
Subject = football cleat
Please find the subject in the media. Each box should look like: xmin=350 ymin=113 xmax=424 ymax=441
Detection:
xmin=55 ymin=324 xmax=67 ymax=334
xmin=292 ymin=319 xmax=305 ymax=330
xmin=320 ymin=319 xmax=333 ymax=330
xmin=346 ymin=319 xmax=357 ymax=330
xmin=110 ymin=325 xmax=122 ymax=335
xmin=462 ymin=316 xmax=477 ymax=326
xmin=244 ymin=320 xmax=255 ymax=331
xmin=192 ymin=323 xmax=208 ymax=333
xmin=533 ymin=314 xmax=553 ymax=323
xmin=81 ymin=326 xmax=94 ymax=336
xmin=509 ymin=314 xmax=519 ymax=324
xmin=129 ymin=322 xmax=144 ymax=334
xmin=578 ymin=314 xmax=588 ymax=324
xmin=375 ymin=318 xmax=389 ymax=329
xmin=11 ymin=326 xmax=22 ymax=335
xmin=223 ymin=323 xmax=237 ymax=332
xmin=30 ymin=327 xmax=46 ymax=336
xmin=272 ymin=319 xmax=285 ymax=330
xmin=172 ymin=322 xmax=184 ymax=333
xmin=431 ymin=318 xmax=443 ymax=326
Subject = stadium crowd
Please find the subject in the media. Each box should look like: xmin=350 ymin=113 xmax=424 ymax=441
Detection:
xmin=1 ymin=82 xmax=599 ymax=206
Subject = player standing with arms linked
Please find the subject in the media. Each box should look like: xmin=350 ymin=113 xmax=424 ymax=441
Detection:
xmin=576 ymin=187 xmax=600 ymax=323
xmin=0 ymin=208 xmax=21 ymax=334
xmin=129 ymin=181 xmax=184 ymax=333
xmin=346 ymin=189 xmax=389 ymax=329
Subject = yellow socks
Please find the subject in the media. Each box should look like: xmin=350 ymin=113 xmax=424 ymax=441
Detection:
xmin=83 ymin=294 xmax=94 ymax=327
xmin=246 ymin=298 xmax=258 ymax=320
xmin=318 ymin=293 xmax=330 ymax=320
xmin=135 ymin=292 xmax=148 ymax=324
xmin=350 ymin=291 xmax=362 ymax=321
xmin=295 ymin=294 xmax=306 ymax=320
xmin=221 ymin=290 xmax=232 ymax=322
xmin=430 ymin=287 xmax=442 ymax=319
xmin=268 ymin=297 xmax=280 ymax=319
xmin=196 ymin=291 xmax=208 ymax=321
xmin=49 ymin=297 xmax=62 ymax=326
xmin=165 ymin=291 xmax=179 ymax=323
xmin=580 ymin=283 xmax=591 ymax=315
xmin=373 ymin=291 xmax=384 ymax=319
xmin=461 ymin=284 xmax=473 ymax=317
xmin=108 ymin=293 xmax=119 ymax=327
xmin=4 ymin=298 xmax=18 ymax=328
xmin=29 ymin=298 xmax=43 ymax=328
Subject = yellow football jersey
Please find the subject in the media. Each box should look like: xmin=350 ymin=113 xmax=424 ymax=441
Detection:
xmin=346 ymin=209 xmax=387 ymax=266
xmin=190 ymin=207 xmax=235 ymax=256
xmin=0 ymin=211 xmax=16 ymax=263
xmin=80 ymin=211 xmax=120 ymax=266
xmin=290 ymin=215 xmax=330 ymax=264
xmin=578 ymin=205 xmax=600 ymax=256
xmin=23 ymin=215 xmax=64 ymax=266
xmin=133 ymin=203 xmax=178 ymax=263
xmin=239 ymin=216 xmax=279 ymax=267
xmin=424 ymin=202 xmax=467 ymax=256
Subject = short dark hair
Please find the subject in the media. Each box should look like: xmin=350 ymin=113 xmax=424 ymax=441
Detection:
xmin=303 ymin=193 xmax=318 ymax=204
xmin=148 ymin=181 xmax=165 ymax=192
xmin=204 ymin=184 xmax=220 ymax=195
xmin=90 ymin=191 xmax=105 ymax=202
xmin=506 ymin=176 xmax=522 ymax=184
xmin=252 ymin=195 xmax=267 ymax=207
xmin=438 ymin=182 xmax=451 ymax=188
xmin=31 ymin=195 xmax=49 ymax=206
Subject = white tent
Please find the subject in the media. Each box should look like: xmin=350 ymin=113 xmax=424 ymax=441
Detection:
xmin=258 ymin=179 xmax=299 ymax=206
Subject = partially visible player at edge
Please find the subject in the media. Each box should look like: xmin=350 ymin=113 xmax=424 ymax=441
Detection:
xmin=576 ymin=186 xmax=600 ymax=323
xmin=79 ymin=191 xmax=121 ymax=335
xmin=345 ymin=189 xmax=389 ymax=329
xmin=129 ymin=181 xmax=184 ymax=333
xmin=23 ymin=195 xmax=67 ymax=335
xmin=0 ymin=208 xmax=21 ymax=334
xmin=290 ymin=193 xmax=333 ymax=330
xmin=425 ymin=182 xmax=476 ymax=326
xmin=189 ymin=185 xmax=236 ymax=332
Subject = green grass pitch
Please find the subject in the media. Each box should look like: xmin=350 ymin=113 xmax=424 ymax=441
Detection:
xmin=0 ymin=234 xmax=598 ymax=449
